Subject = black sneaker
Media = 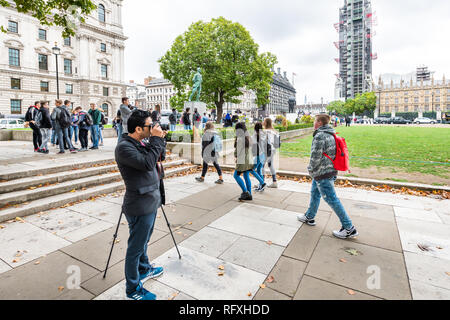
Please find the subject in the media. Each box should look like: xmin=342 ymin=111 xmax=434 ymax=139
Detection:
xmin=239 ymin=192 xmax=253 ymax=201
xmin=215 ymin=179 xmax=224 ymax=184
xmin=256 ymin=183 xmax=267 ymax=193
xmin=57 ymin=151 xmax=65 ymax=154
xmin=195 ymin=177 xmax=205 ymax=183
xmin=297 ymin=214 xmax=317 ymax=226
xmin=333 ymin=226 xmax=359 ymax=239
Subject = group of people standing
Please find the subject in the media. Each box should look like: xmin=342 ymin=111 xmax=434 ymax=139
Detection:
xmin=180 ymin=108 xmax=212 ymax=131
xmin=25 ymin=100 xmax=107 ymax=154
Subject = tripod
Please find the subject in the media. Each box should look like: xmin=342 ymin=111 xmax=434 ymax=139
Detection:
xmin=103 ymin=205 xmax=182 ymax=279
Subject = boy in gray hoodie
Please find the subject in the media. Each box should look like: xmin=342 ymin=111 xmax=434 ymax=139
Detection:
xmin=297 ymin=114 xmax=358 ymax=239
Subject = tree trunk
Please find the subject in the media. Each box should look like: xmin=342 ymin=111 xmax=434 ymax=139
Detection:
xmin=215 ymin=91 xmax=225 ymax=124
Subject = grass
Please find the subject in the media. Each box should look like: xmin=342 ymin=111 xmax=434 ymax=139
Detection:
xmin=281 ymin=126 xmax=450 ymax=178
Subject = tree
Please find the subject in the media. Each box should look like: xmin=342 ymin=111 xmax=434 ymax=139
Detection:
xmin=341 ymin=92 xmax=377 ymax=116
xmin=159 ymin=17 xmax=277 ymax=124
xmin=327 ymin=100 xmax=345 ymax=115
xmin=0 ymin=0 xmax=97 ymax=37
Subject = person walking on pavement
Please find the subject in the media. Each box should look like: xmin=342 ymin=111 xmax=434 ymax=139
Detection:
xmin=182 ymin=108 xmax=192 ymax=130
xmin=193 ymin=108 xmax=201 ymax=129
xmin=252 ymin=122 xmax=267 ymax=191
xmin=120 ymin=97 xmax=136 ymax=138
xmin=233 ymin=122 xmax=266 ymax=201
xmin=201 ymin=113 xmax=209 ymax=129
xmin=25 ymin=101 xmax=42 ymax=152
xmin=195 ymin=122 xmax=224 ymax=184
xmin=69 ymin=108 xmax=80 ymax=146
xmin=115 ymin=109 xmax=123 ymax=142
xmin=169 ymin=108 xmax=177 ymax=132
xmin=37 ymin=101 xmax=52 ymax=154
xmin=76 ymin=107 xmax=91 ymax=152
xmin=88 ymin=103 xmax=101 ymax=150
xmin=263 ymin=118 xmax=280 ymax=188
xmin=51 ymin=100 xmax=77 ymax=154
xmin=115 ymin=109 xmax=167 ymax=301
xmin=297 ymin=114 xmax=359 ymax=240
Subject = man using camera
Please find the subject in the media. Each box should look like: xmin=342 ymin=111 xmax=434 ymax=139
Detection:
xmin=115 ymin=109 xmax=167 ymax=301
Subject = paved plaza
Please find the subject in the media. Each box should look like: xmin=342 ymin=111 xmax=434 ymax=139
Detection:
xmin=0 ymin=157 xmax=449 ymax=299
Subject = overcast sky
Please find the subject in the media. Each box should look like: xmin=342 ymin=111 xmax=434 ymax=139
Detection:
xmin=122 ymin=0 xmax=450 ymax=104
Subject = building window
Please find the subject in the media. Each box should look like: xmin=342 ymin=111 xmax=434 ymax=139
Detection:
xmin=436 ymin=97 xmax=440 ymax=102
xmin=414 ymin=105 xmax=419 ymax=112
xmin=404 ymin=98 xmax=408 ymax=103
xmin=103 ymin=87 xmax=109 ymax=96
xmin=404 ymin=106 xmax=408 ymax=112
xmin=425 ymin=105 xmax=429 ymax=112
xmin=10 ymin=99 xmax=21 ymax=114
xmin=64 ymin=59 xmax=72 ymax=74
xmin=11 ymin=78 xmax=21 ymax=90
xmin=66 ymin=84 xmax=73 ymax=94
xmin=38 ymin=54 xmax=48 ymax=70
xmin=436 ymin=89 xmax=440 ymax=94
xmin=9 ymin=48 xmax=20 ymax=66
xmin=64 ymin=37 xmax=71 ymax=46
xmin=8 ymin=21 xmax=18 ymax=33
xmin=38 ymin=29 xmax=47 ymax=40
xmin=101 ymin=43 xmax=106 ymax=52
xmin=98 ymin=4 xmax=106 ymax=22
xmin=101 ymin=103 xmax=109 ymax=116
xmin=425 ymin=97 xmax=429 ymax=103
xmin=40 ymin=81 xmax=49 ymax=92
xmin=101 ymin=64 xmax=108 ymax=78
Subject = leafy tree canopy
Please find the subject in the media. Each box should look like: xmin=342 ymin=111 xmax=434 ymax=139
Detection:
xmin=328 ymin=92 xmax=377 ymax=116
xmin=0 ymin=0 xmax=97 ymax=37
xmin=159 ymin=17 xmax=277 ymax=123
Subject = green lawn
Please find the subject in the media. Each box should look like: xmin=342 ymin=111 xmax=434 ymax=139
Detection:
xmin=281 ymin=126 xmax=450 ymax=177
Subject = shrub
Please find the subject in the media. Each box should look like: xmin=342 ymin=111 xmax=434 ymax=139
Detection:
xmin=301 ymin=115 xmax=314 ymax=124
xmin=275 ymin=115 xmax=286 ymax=124
xmin=423 ymin=112 xmax=437 ymax=119
xmin=380 ymin=113 xmax=391 ymax=118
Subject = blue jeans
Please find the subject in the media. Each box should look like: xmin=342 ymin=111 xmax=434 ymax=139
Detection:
xmin=117 ymin=123 xmax=123 ymax=142
xmin=90 ymin=124 xmax=99 ymax=148
xmin=124 ymin=212 xmax=156 ymax=295
xmin=55 ymin=126 xmax=74 ymax=152
xmin=69 ymin=126 xmax=78 ymax=143
xmin=184 ymin=124 xmax=192 ymax=130
xmin=254 ymin=154 xmax=266 ymax=182
xmin=234 ymin=169 xmax=264 ymax=195
xmin=99 ymin=127 xmax=104 ymax=144
xmin=170 ymin=124 xmax=176 ymax=132
xmin=306 ymin=177 xmax=353 ymax=230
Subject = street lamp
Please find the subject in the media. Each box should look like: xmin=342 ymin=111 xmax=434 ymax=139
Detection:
xmin=52 ymin=42 xmax=61 ymax=99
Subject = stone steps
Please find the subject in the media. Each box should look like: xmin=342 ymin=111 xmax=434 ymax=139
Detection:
xmin=0 ymin=164 xmax=198 ymax=223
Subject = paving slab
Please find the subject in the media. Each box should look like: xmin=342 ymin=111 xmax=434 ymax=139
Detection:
xmin=180 ymin=227 xmax=241 ymax=258
xmin=68 ymin=201 xmax=123 ymax=224
xmin=251 ymin=188 xmax=293 ymax=203
xmin=209 ymin=204 xmax=302 ymax=247
xmin=184 ymin=201 xmax=241 ymax=232
xmin=154 ymin=204 xmax=209 ymax=232
xmin=394 ymin=207 xmax=443 ymax=223
xmin=0 ymin=220 xmax=71 ymax=267
xmin=147 ymin=228 xmax=196 ymax=261
xmin=324 ymin=214 xmax=403 ymax=253
xmin=404 ymin=252 xmax=450 ymax=291
xmin=249 ymin=198 xmax=289 ymax=210
xmin=294 ymin=275 xmax=381 ymax=300
xmin=264 ymin=256 xmax=307 ymax=297
xmin=0 ymin=251 xmax=98 ymax=300
xmin=304 ymin=236 xmax=412 ymax=300
xmin=283 ymin=211 xmax=330 ymax=262
xmin=56 ymin=288 xmax=95 ymax=300
xmin=340 ymin=199 xmax=396 ymax=223
xmin=152 ymin=246 xmax=267 ymax=300
xmin=396 ymin=217 xmax=450 ymax=261
xmin=0 ymin=259 xmax=12 ymax=274
xmin=282 ymin=192 xmax=331 ymax=212
xmin=409 ymin=280 xmax=450 ymax=300
xmin=253 ymin=287 xmax=291 ymax=300
xmin=176 ymin=185 xmax=240 ymax=211
xmin=218 ymin=236 xmax=285 ymax=274
xmin=438 ymin=213 xmax=450 ymax=225
xmin=81 ymin=260 xmax=125 ymax=297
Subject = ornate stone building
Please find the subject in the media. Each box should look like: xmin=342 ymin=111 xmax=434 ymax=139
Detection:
xmin=145 ymin=78 xmax=176 ymax=111
xmin=265 ymin=68 xmax=296 ymax=115
xmin=126 ymin=80 xmax=147 ymax=109
xmin=0 ymin=0 xmax=127 ymax=117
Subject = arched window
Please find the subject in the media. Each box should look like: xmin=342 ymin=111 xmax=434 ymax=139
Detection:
xmin=98 ymin=4 xmax=105 ymax=22
xmin=101 ymin=103 xmax=109 ymax=116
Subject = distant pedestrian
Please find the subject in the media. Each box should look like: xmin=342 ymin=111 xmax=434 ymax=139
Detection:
xmin=37 ymin=101 xmax=52 ymax=154
xmin=88 ymin=103 xmax=101 ymax=150
xmin=169 ymin=108 xmax=177 ymax=132
xmin=115 ymin=109 xmax=123 ymax=142
xmin=25 ymin=101 xmax=42 ymax=152
xmin=183 ymin=108 xmax=192 ymax=130
xmin=99 ymin=108 xmax=106 ymax=146
xmin=69 ymin=108 xmax=80 ymax=145
xmin=263 ymin=118 xmax=280 ymax=188
xmin=151 ymin=105 xmax=161 ymax=123
xmin=252 ymin=122 xmax=267 ymax=191
xmin=51 ymin=100 xmax=77 ymax=154
xmin=297 ymin=114 xmax=358 ymax=240
xmin=195 ymin=122 xmax=224 ymax=184
xmin=77 ymin=107 xmax=92 ymax=152
xmin=193 ymin=108 xmax=201 ymax=129
xmin=120 ymin=97 xmax=136 ymax=138
xmin=233 ymin=122 xmax=266 ymax=201
xmin=202 ymin=113 xmax=209 ymax=129
xmin=345 ymin=116 xmax=351 ymax=127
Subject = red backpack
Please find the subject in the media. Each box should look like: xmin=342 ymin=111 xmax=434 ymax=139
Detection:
xmin=323 ymin=133 xmax=349 ymax=172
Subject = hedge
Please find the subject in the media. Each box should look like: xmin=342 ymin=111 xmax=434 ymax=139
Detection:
xmin=423 ymin=112 xmax=437 ymax=119
xmin=379 ymin=113 xmax=392 ymax=118
xmin=394 ymin=112 xmax=418 ymax=121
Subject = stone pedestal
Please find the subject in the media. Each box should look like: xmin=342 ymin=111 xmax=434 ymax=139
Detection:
xmin=185 ymin=101 xmax=207 ymax=143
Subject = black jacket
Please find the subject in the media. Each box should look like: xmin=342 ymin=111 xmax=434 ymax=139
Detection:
xmin=115 ymin=135 xmax=166 ymax=216
xmin=39 ymin=107 xmax=52 ymax=129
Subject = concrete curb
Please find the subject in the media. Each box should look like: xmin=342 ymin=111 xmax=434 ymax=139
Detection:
xmin=213 ymin=164 xmax=450 ymax=193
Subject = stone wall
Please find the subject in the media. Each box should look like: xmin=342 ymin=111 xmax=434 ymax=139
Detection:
xmin=1 ymin=128 xmax=118 ymax=141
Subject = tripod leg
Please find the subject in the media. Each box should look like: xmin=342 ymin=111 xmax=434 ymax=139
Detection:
xmin=160 ymin=206 xmax=182 ymax=260
xmin=103 ymin=211 xmax=124 ymax=279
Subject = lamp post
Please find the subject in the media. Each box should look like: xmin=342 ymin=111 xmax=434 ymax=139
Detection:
xmin=52 ymin=43 xmax=61 ymax=99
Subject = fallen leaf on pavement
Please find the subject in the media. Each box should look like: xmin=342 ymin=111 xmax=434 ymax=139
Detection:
xmin=34 ymin=261 xmax=40 ymax=265
xmin=417 ymin=244 xmax=431 ymax=252
xmin=188 ymin=222 xmax=192 ymax=225
xmin=445 ymin=272 xmax=450 ymax=276
xmin=0 ymin=225 xmax=5 ymax=229
xmin=347 ymin=290 xmax=356 ymax=295
xmin=266 ymin=241 xmax=273 ymax=246
xmin=247 ymin=292 xmax=252 ymax=297
xmin=260 ymin=284 xmax=266 ymax=289
xmin=15 ymin=217 xmax=25 ymax=223
xmin=436 ymin=246 xmax=443 ymax=250
xmin=339 ymin=258 xmax=347 ymax=263
xmin=218 ymin=272 xmax=225 ymax=276
xmin=266 ymin=276 xmax=275 ymax=283
xmin=58 ymin=286 xmax=64 ymax=292
xmin=345 ymin=249 xmax=361 ymax=256
xmin=218 ymin=265 xmax=225 ymax=270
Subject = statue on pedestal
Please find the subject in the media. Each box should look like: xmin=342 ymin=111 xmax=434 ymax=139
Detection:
xmin=189 ymin=68 xmax=203 ymax=102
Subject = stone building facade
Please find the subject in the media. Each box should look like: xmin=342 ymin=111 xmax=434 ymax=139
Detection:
xmin=266 ymin=68 xmax=296 ymax=115
xmin=126 ymin=81 xmax=147 ymax=109
xmin=375 ymin=75 xmax=450 ymax=119
xmin=145 ymin=78 xmax=176 ymax=111
xmin=0 ymin=0 xmax=127 ymax=118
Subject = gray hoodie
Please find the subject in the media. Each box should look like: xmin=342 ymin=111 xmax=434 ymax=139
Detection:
xmin=120 ymin=104 xmax=135 ymax=134
xmin=308 ymin=125 xmax=338 ymax=180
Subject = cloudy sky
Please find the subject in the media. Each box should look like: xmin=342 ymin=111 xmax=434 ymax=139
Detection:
xmin=122 ymin=0 xmax=450 ymax=104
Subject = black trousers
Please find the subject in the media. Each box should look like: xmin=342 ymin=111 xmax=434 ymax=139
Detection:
xmin=29 ymin=123 xmax=42 ymax=150
xmin=79 ymin=129 xmax=89 ymax=149
xmin=202 ymin=161 xmax=222 ymax=177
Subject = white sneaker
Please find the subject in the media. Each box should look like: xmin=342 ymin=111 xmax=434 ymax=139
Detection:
xmin=333 ymin=227 xmax=359 ymax=239
xmin=269 ymin=182 xmax=278 ymax=188
xmin=297 ymin=214 xmax=316 ymax=226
